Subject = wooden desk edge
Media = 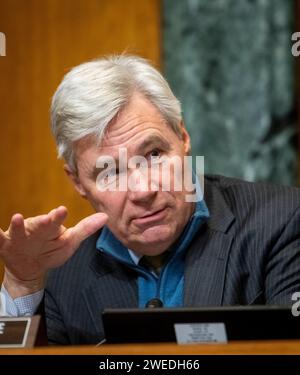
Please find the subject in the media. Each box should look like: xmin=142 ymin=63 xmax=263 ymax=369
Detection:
xmin=1 ymin=340 xmax=300 ymax=355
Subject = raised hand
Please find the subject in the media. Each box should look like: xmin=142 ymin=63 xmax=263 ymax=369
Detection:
xmin=0 ymin=206 xmax=108 ymax=297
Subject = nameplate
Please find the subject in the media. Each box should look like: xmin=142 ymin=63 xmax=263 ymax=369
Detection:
xmin=174 ymin=322 xmax=228 ymax=344
xmin=0 ymin=316 xmax=41 ymax=348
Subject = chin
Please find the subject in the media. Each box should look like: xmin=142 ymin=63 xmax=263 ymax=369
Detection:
xmin=132 ymin=225 xmax=175 ymax=255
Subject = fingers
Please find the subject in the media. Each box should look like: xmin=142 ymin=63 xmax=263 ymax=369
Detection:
xmin=41 ymin=212 xmax=108 ymax=264
xmin=1 ymin=209 xmax=107 ymax=275
xmin=8 ymin=214 xmax=26 ymax=240
xmin=66 ymin=212 xmax=108 ymax=253
xmin=6 ymin=206 xmax=67 ymax=244
xmin=48 ymin=206 xmax=68 ymax=225
xmin=47 ymin=206 xmax=68 ymax=237
xmin=24 ymin=206 xmax=68 ymax=239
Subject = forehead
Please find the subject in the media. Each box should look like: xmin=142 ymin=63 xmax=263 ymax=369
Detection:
xmin=100 ymin=92 xmax=170 ymax=148
xmin=73 ymin=92 xmax=181 ymax=164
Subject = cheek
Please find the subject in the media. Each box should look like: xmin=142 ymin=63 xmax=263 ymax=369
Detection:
xmin=91 ymin=192 xmax=126 ymax=219
xmin=155 ymin=159 xmax=186 ymax=191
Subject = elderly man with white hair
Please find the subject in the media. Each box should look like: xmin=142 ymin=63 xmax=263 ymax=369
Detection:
xmin=0 ymin=55 xmax=300 ymax=345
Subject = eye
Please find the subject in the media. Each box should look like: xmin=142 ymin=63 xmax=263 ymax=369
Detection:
xmin=147 ymin=148 xmax=165 ymax=166
xmin=98 ymin=168 xmax=118 ymax=182
xmin=106 ymin=169 xmax=116 ymax=177
xmin=149 ymin=148 xmax=161 ymax=158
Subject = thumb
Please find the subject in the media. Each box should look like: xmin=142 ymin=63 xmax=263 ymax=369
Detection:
xmin=68 ymin=212 xmax=108 ymax=250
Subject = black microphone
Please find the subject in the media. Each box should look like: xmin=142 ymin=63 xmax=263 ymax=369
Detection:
xmin=145 ymin=298 xmax=163 ymax=308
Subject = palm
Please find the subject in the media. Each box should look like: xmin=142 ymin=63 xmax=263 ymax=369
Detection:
xmin=0 ymin=206 xmax=107 ymax=282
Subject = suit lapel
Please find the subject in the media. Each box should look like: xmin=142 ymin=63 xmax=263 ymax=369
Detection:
xmin=184 ymin=227 xmax=233 ymax=306
xmin=82 ymin=252 xmax=138 ymax=333
xmin=184 ymin=178 xmax=235 ymax=306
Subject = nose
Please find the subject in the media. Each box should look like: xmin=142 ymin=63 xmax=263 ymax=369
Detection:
xmin=128 ymin=187 xmax=157 ymax=204
xmin=127 ymin=168 xmax=157 ymax=204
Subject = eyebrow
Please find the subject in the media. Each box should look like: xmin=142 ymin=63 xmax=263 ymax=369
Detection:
xmin=93 ymin=156 xmax=116 ymax=177
xmin=135 ymin=134 xmax=171 ymax=155
xmin=93 ymin=134 xmax=171 ymax=176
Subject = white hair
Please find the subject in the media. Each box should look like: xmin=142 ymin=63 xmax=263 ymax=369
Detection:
xmin=51 ymin=55 xmax=182 ymax=171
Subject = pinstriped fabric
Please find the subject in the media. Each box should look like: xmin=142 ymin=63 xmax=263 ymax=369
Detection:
xmin=210 ymin=176 xmax=300 ymax=306
xmin=45 ymin=174 xmax=300 ymax=344
xmin=184 ymin=227 xmax=234 ymax=307
xmin=45 ymin=234 xmax=138 ymax=344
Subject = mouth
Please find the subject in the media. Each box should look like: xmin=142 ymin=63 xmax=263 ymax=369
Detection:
xmin=132 ymin=207 xmax=168 ymax=227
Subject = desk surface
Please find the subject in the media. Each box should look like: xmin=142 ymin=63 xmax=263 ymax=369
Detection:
xmin=0 ymin=340 xmax=300 ymax=355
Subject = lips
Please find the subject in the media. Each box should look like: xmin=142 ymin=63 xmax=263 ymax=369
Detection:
xmin=132 ymin=207 xmax=168 ymax=226
xmin=140 ymin=208 xmax=165 ymax=218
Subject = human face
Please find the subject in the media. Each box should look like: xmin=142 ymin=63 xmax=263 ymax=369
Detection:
xmin=67 ymin=92 xmax=195 ymax=256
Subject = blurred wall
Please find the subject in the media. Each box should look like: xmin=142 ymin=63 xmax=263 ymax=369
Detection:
xmin=0 ymin=0 xmax=162 ymax=281
xmin=164 ymin=0 xmax=297 ymax=185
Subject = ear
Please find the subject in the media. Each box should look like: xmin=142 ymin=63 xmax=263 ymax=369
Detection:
xmin=180 ymin=121 xmax=191 ymax=155
xmin=64 ymin=164 xmax=87 ymax=199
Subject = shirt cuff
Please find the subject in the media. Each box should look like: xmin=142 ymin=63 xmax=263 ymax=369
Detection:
xmin=0 ymin=285 xmax=44 ymax=316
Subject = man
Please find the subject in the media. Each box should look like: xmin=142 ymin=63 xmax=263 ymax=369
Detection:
xmin=0 ymin=55 xmax=300 ymax=345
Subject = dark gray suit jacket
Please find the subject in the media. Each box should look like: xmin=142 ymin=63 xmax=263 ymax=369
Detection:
xmin=45 ymin=175 xmax=300 ymax=345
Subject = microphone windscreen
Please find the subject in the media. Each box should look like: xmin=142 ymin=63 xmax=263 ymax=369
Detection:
xmin=145 ymin=298 xmax=163 ymax=308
